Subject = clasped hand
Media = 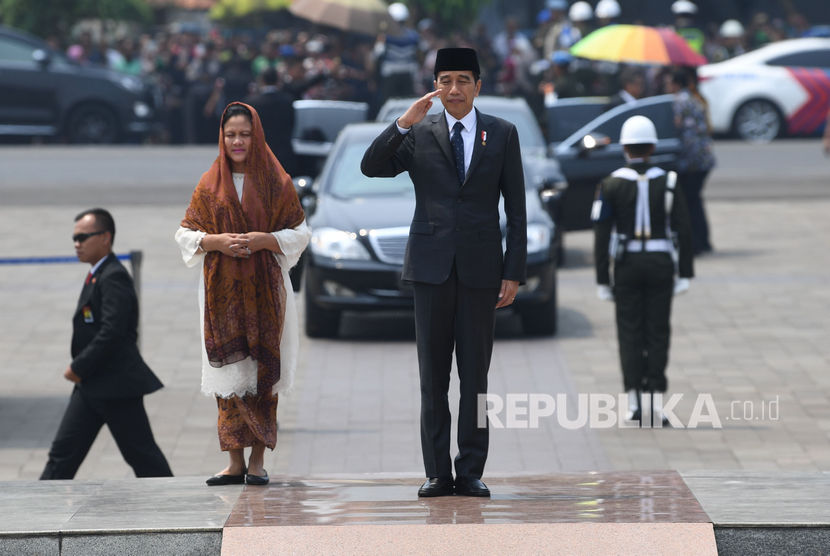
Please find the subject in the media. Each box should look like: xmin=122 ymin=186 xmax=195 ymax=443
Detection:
xmin=206 ymin=232 xmax=277 ymax=259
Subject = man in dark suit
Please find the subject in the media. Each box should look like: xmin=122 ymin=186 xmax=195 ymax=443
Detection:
xmin=40 ymin=208 xmax=172 ymax=480
xmin=361 ymin=48 xmax=527 ymax=497
xmin=604 ymin=67 xmax=645 ymax=113
xmin=244 ymin=67 xmax=298 ymax=176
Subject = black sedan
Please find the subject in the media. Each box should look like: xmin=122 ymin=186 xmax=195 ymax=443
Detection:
xmin=0 ymin=24 xmax=160 ymax=143
xmin=552 ymin=94 xmax=682 ymax=231
xmin=300 ymin=122 xmax=561 ymax=338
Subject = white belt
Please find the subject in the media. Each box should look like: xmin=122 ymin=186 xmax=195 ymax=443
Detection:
xmin=626 ymin=239 xmax=674 ymax=253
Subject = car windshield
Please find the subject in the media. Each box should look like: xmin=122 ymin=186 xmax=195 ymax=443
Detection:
xmin=326 ymin=140 xmax=414 ymax=198
xmin=559 ymin=96 xmax=677 ymax=148
xmin=481 ymin=104 xmax=545 ymax=149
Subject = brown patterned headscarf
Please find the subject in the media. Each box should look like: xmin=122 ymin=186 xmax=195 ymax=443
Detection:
xmin=181 ymin=102 xmax=305 ymax=394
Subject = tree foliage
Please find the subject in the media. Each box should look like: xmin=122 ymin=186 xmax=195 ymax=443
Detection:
xmin=0 ymin=0 xmax=150 ymax=38
xmin=209 ymin=0 xmax=291 ymax=23
xmin=407 ymin=0 xmax=490 ymax=30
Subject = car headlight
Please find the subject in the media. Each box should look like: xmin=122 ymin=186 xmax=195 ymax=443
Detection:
xmin=133 ymin=101 xmax=151 ymax=118
xmin=527 ymin=223 xmax=551 ymax=254
xmin=311 ymin=227 xmax=371 ymax=261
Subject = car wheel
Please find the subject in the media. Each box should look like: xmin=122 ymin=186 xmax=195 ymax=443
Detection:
xmin=519 ymin=281 xmax=558 ymax=336
xmin=732 ymin=99 xmax=782 ymax=143
xmin=304 ymin=277 xmax=341 ymax=338
xmin=67 ymin=105 xmax=119 ymax=144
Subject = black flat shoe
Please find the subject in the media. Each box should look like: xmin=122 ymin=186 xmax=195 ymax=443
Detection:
xmin=454 ymin=477 xmax=490 ymax=497
xmin=206 ymin=472 xmax=246 ymax=486
xmin=245 ymin=470 xmax=269 ymax=486
xmin=417 ymin=477 xmax=454 ymax=497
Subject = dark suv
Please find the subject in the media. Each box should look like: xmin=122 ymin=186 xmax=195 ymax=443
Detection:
xmin=0 ymin=25 xmax=160 ymax=143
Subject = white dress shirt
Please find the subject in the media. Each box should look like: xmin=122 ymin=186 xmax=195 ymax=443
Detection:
xmin=396 ymin=108 xmax=477 ymax=175
xmin=88 ymin=255 xmax=108 ymax=276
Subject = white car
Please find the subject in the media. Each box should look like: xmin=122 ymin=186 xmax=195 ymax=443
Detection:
xmin=699 ymin=38 xmax=830 ymax=142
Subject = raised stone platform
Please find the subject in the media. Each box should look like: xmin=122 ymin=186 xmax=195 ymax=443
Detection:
xmin=1 ymin=472 xmax=827 ymax=555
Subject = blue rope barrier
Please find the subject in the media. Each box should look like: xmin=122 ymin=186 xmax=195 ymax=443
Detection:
xmin=0 ymin=254 xmax=132 ymax=265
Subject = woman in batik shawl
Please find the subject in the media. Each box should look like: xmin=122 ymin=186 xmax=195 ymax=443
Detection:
xmin=175 ymin=102 xmax=310 ymax=486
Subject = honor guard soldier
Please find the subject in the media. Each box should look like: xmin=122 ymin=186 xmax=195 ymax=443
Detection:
xmin=592 ymin=115 xmax=694 ymax=427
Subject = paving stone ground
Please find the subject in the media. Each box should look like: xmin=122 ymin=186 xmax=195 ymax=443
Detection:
xmin=2 ymin=195 xmax=829 ymax=481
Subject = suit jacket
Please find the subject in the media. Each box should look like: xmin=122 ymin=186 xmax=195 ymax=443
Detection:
xmin=71 ymin=254 xmax=163 ymax=399
xmin=244 ymin=89 xmax=298 ymax=176
xmin=361 ymin=109 xmax=527 ymax=288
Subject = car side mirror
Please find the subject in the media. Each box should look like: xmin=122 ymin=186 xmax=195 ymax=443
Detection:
xmin=32 ymin=49 xmax=51 ymax=69
xmin=539 ymin=182 xmax=565 ymax=222
xmin=293 ymin=176 xmax=317 ymax=214
xmin=578 ymin=133 xmax=610 ymax=157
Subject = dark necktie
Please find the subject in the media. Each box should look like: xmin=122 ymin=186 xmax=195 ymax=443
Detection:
xmin=84 ymin=271 xmax=92 ymax=285
xmin=451 ymin=121 xmax=465 ymax=184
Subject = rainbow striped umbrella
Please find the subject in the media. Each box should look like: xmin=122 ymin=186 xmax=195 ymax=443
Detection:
xmin=570 ymin=24 xmax=707 ymax=67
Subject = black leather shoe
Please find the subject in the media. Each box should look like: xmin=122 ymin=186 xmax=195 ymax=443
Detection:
xmin=454 ymin=478 xmax=490 ymax=497
xmin=245 ymin=470 xmax=269 ymax=486
xmin=417 ymin=477 xmax=454 ymax=497
xmin=206 ymin=472 xmax=245 ymax=486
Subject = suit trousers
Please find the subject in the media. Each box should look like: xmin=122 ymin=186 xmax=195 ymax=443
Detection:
xmin=614 ymin=252 xmax=674 ymax=393
xmin=413 ymin=263 xmax=499 ymax=480
xmin=40 ymin=386 xmax=172 ymax=480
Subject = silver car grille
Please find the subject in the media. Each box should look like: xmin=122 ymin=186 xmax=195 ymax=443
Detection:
xmin=367 ymin=227 xmax=409 ymax=265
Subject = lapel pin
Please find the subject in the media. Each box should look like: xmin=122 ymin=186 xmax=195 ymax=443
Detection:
xmin=481 ymin=130 xmax=487 ymax=146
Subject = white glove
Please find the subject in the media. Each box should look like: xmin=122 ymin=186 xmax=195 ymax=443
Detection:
xmin=596 ymin=285 xmax=614 ymax=301
xmin=673 ymin=278 xmax=690 ymax=296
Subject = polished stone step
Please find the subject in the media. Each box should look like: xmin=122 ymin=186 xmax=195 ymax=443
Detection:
xmin=1 ymin=472 xmax=828 ymax=555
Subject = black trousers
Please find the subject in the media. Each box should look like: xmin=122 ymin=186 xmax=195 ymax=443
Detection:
xmin=679 ymin=170 xmax=712 ymax=254
xmin=614 ymin=252 xmax=675 ymax=393
xmin=412 ymin=264 xmax=499 ymax=481
xmin=40 ymin=386 xmax=173 ymax=480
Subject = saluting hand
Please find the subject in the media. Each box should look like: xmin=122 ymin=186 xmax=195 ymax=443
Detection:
xmin=397 ymin=90 xmax=442 ymax=130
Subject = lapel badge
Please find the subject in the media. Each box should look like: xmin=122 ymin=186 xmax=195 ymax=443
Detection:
xmin=481 ymin=130 xmax=487 ymax=146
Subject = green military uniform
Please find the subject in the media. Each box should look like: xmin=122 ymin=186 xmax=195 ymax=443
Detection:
xmin=593 ymin=160 xmax=694 ymax=394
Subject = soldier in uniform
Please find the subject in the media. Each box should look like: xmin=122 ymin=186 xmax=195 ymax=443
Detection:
xmin=592 ymin=115 xmax=694 ymax=427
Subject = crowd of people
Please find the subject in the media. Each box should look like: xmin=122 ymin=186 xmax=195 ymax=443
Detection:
xmin=50 ymin=1 xmax=818 ymax=144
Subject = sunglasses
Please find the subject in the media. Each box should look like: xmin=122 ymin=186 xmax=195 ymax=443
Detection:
xmin=73 ymin=230 xmax=107 ymax=243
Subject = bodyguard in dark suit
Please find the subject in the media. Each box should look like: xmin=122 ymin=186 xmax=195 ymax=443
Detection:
xmin=361 ymin=48 xmax=527 ymax=497
xmin=244 ymin=67 xmax=298 ymax=176
xmin=40 ymin=208 xmax=172 ymax=480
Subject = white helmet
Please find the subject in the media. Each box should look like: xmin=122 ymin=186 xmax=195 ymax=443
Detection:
xmin=671 ymin=0 xmax=697 ymax=15
xmin=388 ymin=2 xmax=409 ymax=22
xmin=569 ymin=1 xmax=593 ymax=22
xmin=620 ymin=115 xmax=658 ymax=145
xmin=595 ymin=0 xmax=621 ymax=19
xmin=719 ymin=19 xmax=745 ymax=38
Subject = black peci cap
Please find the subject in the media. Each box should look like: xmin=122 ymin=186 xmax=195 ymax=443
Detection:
xmin=433 ymin=47 xmax=480 ymax=78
